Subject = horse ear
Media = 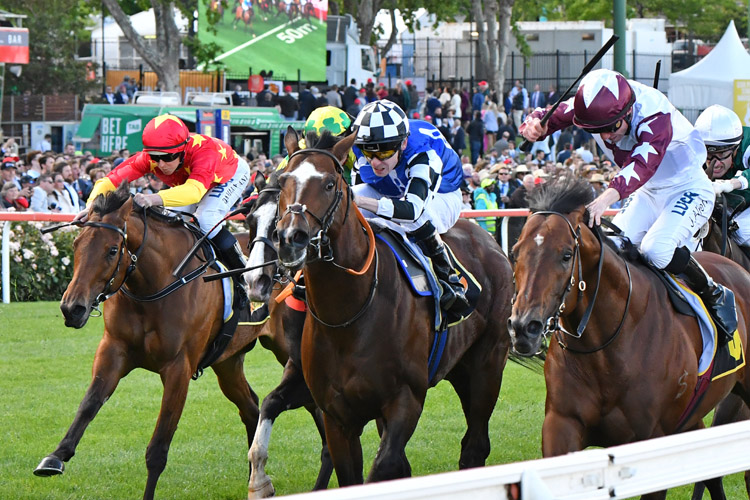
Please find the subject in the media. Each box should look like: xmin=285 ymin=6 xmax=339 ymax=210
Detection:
xmin=285 ymin=127 xmax=299 ymax=155
xmin=332 ymin=133 xmax=357 ymax=165
xmin=571 ymin=205 xmax=588 ymax=226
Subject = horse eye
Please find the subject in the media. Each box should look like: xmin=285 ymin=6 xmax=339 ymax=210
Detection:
xmin=109 ymin=245 xmax=119 ymax=256
xmin=562 ymin=250 xmax=573 ymax=261
xmin=325 ymin=181 xmax=335 ymax=191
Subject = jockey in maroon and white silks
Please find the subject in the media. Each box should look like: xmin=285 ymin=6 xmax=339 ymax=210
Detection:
xmin=522 ymin=69 xmax=711 ymax=268
xmin=521 ymin=68 xmax=737 ymax=344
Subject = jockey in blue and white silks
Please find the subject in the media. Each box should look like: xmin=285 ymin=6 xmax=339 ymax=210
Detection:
xmin=351 ymin=100 xmax=469 ymax=313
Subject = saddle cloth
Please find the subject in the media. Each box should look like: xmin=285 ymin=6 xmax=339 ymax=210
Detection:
xmin=369 ymin=219 xmax=481 ymax=329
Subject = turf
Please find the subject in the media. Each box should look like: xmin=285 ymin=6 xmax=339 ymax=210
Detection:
xmin=0 ymin=302 xmax=744 ymax=499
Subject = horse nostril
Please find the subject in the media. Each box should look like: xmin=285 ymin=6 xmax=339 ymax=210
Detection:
xmin=291 ymin=230 xmax=308 ymax=249
xmin=507 ymin=318 xmax=515 ymax=336
xmin=526 ymin=320 xmax=544 ymax=337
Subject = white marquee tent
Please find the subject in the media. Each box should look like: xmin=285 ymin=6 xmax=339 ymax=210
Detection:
xmin=668 ymin=20 xmax=750 ymax=123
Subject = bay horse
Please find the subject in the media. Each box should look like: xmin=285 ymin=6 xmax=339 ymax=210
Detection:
xmin=274 ymin=129 xmax=514 ymax=486
xmin=233 ymin=0 xmax=254 ymax=32
xmin=508 ymin=176 xmax=750 ymax=500
xmin=34 ymin=182 xmax=266 ymax=500
xmin=242 ymin=173 xmax=333 ymax=497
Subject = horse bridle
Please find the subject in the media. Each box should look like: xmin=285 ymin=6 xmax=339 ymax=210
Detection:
xmin=247 ymin=186 xmax=283 ymax=281
xmin=530 ymin=211 xmax=631 ymax=354
xmin=278 ymin=147 xmax=379 ymax=328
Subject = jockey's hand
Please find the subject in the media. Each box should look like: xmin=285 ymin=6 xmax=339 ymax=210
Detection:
xmin=713 ymin=179 xmax=735 ymax=196
xmin=519 ymin=115 xmax=547 ymax=142
xmin=73 ymin=208 xmax=89 ymax=224
xmin=353 ymin=194 xmax=379 ymax=214
xmin=133 ymin=192 xmax=163 ymax=209
xmin=586 ymin=187 xmax=621 ymax=228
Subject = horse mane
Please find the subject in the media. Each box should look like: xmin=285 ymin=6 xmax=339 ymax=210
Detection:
xmin=304 ymin=130 xmax=340 ymax=151
xmin=527 ymin=175 xmax=595 ymax=216
xmin=90 ymin=181 xmax=131 ymax=216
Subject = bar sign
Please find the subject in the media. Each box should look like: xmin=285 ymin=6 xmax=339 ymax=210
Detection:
xmin=0 ymin=28 xmax=29 ymax=64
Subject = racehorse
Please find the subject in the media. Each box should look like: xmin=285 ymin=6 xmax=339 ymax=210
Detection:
xmin=34 ymin=182 xmax=266 ymax=500
xmin=210 ymin=0 xmax=224 ymax=21
xmin=508 ymin=176 xmax=750 ymax=500
xmin=274 ymin=129 xmax=514 ymax=486
xmin=301 ymin=0 xmax=314 ymax=21
xmin=702 ymin=195 xmax=750 ymax=270
xmin=242 ymin=173 xmax=333 ymax=497
xmin=233 ymin=0 xmax=254 ymax=32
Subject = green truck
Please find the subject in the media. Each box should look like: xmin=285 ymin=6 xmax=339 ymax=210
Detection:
xmin=74 ymin=103 xmax=303 ymax=158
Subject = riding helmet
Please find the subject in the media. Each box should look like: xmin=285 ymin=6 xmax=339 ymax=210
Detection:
xmin=304 ymin=106 xmax=353 ymax=137
xmin=694 ymin=104 xmax=743 ymax=153
xmin=353 ymin=100 xmax=410 ymax=152
xmin=142 ymin=114 xmax=190 ymax=153
xmin=572 ymin=69 xmax=635 ymax=130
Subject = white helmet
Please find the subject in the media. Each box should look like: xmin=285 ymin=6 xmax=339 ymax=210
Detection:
xmin=694 ymin=104 xmax=743 ymax=152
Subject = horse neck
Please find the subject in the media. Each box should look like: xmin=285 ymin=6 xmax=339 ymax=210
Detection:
xmin=123 ymin=215 xmax=193 ymax=292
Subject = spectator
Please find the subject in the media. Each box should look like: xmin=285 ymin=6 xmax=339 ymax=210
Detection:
xmin=312 ymin=87 xmax=328 ymax=110
xmin=1 ymin=158 xmax=19 ymax=188
xmin=30 ymin=174 xmax=55 ymax=212
xmin=450 ymin=118 xmax=466 ymax=155
xmin=508 ymin=173 xmax=535 ymax=208
xmin=231 ymin=84 xmax=245 ymax=106
xmin=326 ymin=84 xmax=342 ymax=108
xmin=278 ymin=85 xmax=299 ymax=120
xmin=472 ymin=177 xmax=498 ymax=235
xmin=55 ymin=162 xmax=82 ymax=209
xmin=467 ymin=111 xmax=485 ymax=164
xmin=547 ymin=83 xmax=561 ymax=104
xmin=509 ymin=80 xmax=529 ymax=131
xmin=492 ymin=164 xmax=516 ymax=208
xmin=298 ymin=85 xmax=315 ymax=121
xmin=38 ymin=134 xmax=52 ymax=152
xmin=386 ymin=84 xmax=407 ymax=111
xmin=343 ymin=79 xmax=358 ymax=109
xmin=590 ymin=173 xmax=608 ymax=197
xmin=472 ymin=83 xmax=486 ymax=113
xmin=114 ymin=84 xmax=129 ymax=104
xmin=425 ymin=90 xmax=442 ymax=117
xmin=450 ymin=88 xmax=462 ymax=121
xmin=376 ymin=82 xmax=388 ymax=99
xmin=2 ymin=137 xmax=19 ymax=157
xmin=1 ymin=182 xmax=27 ymax=211
xmin=529 ymin=83 xmax=546 ymax=110
xmin=346 ymin=97 xmax=363 ymax=117
xmin=483 ymin=101 xmax=500 ymax=151
xmin=48 ymin=174 xmax=76 ymax=213
xmin=102 ymin=85 xmax=116 ymax=104
xmin=406 ymin=80 xmax=419 ymax=117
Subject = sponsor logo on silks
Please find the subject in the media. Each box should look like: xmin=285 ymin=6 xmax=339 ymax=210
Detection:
xmin=688 ymin=198 xmax=710 ymax=230
xmin=671 ymin=191 xmax=700 ymax=216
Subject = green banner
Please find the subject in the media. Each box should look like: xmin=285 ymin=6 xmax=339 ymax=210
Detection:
xmin=198 ymin=0 xmax=328 ymax=81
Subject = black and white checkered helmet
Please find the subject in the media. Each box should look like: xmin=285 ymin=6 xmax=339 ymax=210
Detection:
xmin=354 ymin=100 xmax=410 ymax=150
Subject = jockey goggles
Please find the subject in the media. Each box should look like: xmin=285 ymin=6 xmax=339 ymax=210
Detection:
xmin=585 ymin=119 xmax=624 ymax=134
xmin=359 ymin=140 xmax=402 ymax=161
xmin=361 ymin=148 xmax=399 ymax=161
xmin=148 ymin=151 xmax=183 ymax=163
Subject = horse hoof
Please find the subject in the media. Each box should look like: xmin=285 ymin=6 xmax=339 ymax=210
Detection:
xmin=248 ymin=479 xmax=275 ymax=498
xmin=34 ymin=455 xmax=65 ymax=476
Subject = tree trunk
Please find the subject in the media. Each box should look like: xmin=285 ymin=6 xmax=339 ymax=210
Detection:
xmin=379 ymin=8 xmax=399 ymax=61
xmin=356 ymin=0 xmax=384 ymax=46
xmin=101 ymin=0 xmax=182 ymax=93
xmin=485 ymin=0 xmax=499 ymax=92
xmin=497 ymin=0 xmax=515 ymax=96
xmin=471 ymin=0 xmax=489 ymax=82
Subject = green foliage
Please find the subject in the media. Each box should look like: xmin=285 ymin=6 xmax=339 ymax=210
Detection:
xmin=1 ymin=0 xmax=100 ymax=95
xmin=0 ymin=222 xmax=76 ymax=302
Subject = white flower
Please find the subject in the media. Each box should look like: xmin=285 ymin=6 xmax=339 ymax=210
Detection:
xmin=31 ymin=263 xmax=37 ymax=270
xmin=51 ymin=248 xmax=59 ymax=257
xmin=8 ymin=241 xmax=20 ymax=252
xmin=50 ymin=267 xmax=56 ymax=275
xmin=22 ymin=249 xmax=35 ymax=260
xmin=62 ymin=256 xmax=70 ymax=266
xmin=13 ymin=255 xmax=21 ymax=263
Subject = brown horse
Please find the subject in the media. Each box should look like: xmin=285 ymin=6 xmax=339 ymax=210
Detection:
xmin=508 ymin=177 xmax=750 ymax=500
xmin=233 ymin=0 xmax=254 ymax=32
xmin=242 ymin=175 xmax=333 ymax=497
xmin=274 ymin=130 xmax=514 ymax=486
xmin=34 ymin=182 xmax=266 ymax=500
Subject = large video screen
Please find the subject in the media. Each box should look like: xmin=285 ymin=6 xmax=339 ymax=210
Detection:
xmin=198 ymin=0 xmax=328 ymax=81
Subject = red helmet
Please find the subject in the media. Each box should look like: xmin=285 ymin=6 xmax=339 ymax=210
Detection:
xmin=142 ymin=114 xmax=190 ymax=152
xmin=572 ymin=69 xmax=635 ymax=130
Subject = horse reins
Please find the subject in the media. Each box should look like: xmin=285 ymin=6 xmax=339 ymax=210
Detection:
xmin=278 ymin=147 xmax=379 ymax=328
xmin=530 ymin=211 xmax=631 ymax=354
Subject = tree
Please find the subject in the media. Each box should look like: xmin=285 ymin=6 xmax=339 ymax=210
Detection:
xmin=1 ymin=0 xmax=100 ymax=95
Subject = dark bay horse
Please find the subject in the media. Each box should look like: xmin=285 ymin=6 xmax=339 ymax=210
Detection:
xmin=242 ymin=174 xmax=333 ymax=497
xmin=34 ymin=182 xmax=267 ymax=500
xmin=508 ymin=177 xmax=750 ymax=500
xmin=274 ymin=130 xmax=514 ymax=486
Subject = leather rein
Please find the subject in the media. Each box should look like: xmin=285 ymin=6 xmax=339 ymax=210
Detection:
xmin=279 ymin=147 xmax=378 ymax=328
xmin=531 ymin=211 xmax=632 ymax=354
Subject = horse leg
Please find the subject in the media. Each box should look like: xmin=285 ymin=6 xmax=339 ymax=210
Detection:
xmin=211 ymin=354 xmax=260 ymax=480
xmin=541 ymin=411 xmax=586 ymax=457
xmin=248 ymin=359 xmax=332 ymax=498
xmin=142 ymin=356 xmax=192 ymax=500
xmin=367 ymin=390 xmax=423 ymax=482
xmin=447 ymin=349 xmax=506 ymax=469
xmin=323 ymin=416 xmax=364 ymax=486
xmin=35 ymin=337 xmax=131 ymax=476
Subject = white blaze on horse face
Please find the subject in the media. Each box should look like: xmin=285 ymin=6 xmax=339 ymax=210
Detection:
xmin=290 ymin=160 xmax=326 ymax=201
xmin=534 ymin=234 xmax=544 ymax=246
xmin=245 ymin=202 xmax=276 ymax=287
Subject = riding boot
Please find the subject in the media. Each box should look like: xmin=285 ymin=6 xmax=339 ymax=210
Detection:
xmin=680 ymin=256 xmax=738 ymax=345
xmin=211 ymin=228 xmax=249 ymax=305
xmin=413 ymin=225 xmax=470 ymax=313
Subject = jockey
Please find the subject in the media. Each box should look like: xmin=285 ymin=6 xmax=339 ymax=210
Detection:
xmin=520 ymin=68 xmax=737 ymax=343
xmin=76 ymin=114 xmax=251 ymax=273
xmin=277 ymin=106 xmax=356 ymax=183
xmin=351 ymin=100 xmax=469 ymax=313
xmin=695 ymin=104 xmax=750 ymax=245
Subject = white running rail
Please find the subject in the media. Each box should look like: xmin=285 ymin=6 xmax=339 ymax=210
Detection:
xmin=279 ymin=420 xmax=750 ymax=499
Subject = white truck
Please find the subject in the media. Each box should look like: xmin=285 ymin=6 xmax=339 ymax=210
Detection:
xmin=326 ymin=14 xmax=377 ymax=87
